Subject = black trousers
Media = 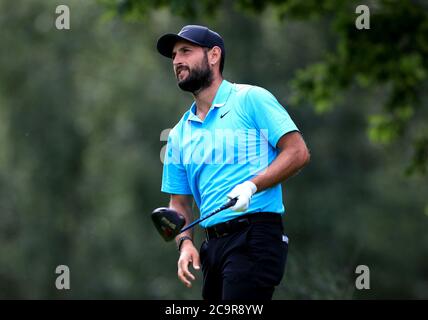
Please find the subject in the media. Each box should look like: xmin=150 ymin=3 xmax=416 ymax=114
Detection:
xmin=200 ymin=213 xmax=288 ymax=300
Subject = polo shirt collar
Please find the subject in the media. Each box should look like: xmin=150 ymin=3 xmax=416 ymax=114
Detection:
xmin=211 ymin=79 xmax=233 ymax=108
xmin=188 ymin=79 xmax=233 ymax=123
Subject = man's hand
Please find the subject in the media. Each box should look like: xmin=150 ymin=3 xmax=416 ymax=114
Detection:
xmin=177 ymin=241 xmax=200 ymax=288
xmin=227 ymin=181 xmax=257 ymax=212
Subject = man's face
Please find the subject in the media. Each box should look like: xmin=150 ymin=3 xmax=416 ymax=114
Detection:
xmin=172 ymin=41 xmax=213 ymax=93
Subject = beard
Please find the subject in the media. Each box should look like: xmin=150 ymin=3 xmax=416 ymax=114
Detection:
xmin=176 ymin=55 xmax=213 ymax=94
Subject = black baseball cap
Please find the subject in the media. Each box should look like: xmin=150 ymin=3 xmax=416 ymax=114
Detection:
xmin=157 ymin=25 xmax=225 ymax=60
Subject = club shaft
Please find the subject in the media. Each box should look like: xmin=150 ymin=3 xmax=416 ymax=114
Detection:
xmin=179 ymin=198 xmax=237 ymax=234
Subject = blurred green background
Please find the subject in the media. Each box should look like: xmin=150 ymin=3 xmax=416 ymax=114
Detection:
xmin=0 ymin=0 xmax=427 ymax=299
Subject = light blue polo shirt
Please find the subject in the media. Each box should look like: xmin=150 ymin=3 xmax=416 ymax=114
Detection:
xmin=161 ymin=80 xmax=299 ymax=227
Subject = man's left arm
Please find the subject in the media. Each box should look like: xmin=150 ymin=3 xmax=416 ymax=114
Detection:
xmin=227 ymin=131 xmax=309 ymax=211
xmin=226 ymin=87 xmax=310 ymax=211
xmin=251 ymin=131 xmax=310 ymax=192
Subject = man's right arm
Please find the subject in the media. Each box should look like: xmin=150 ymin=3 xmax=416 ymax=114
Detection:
xmin=169 ymin=194 xmax=201 ymax=288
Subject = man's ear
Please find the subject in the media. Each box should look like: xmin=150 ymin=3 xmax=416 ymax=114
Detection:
xmin=209 ymin=46 xmax=222 ymax=67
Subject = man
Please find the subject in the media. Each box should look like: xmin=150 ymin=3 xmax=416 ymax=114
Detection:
xmin=157 ymin=25 xmax=310 ymax=300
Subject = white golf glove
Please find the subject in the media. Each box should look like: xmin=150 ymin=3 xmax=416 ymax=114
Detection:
xmin=227 ymin=181 xmax=257 ymax=212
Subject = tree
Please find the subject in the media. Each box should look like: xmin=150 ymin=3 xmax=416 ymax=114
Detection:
xmin=102 ymin=0 xmax=428 ymax=174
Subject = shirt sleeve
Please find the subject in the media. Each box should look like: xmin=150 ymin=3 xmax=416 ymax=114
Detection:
xmin=161 ymin=128 xmax=193 ymax=195
xmin=245 ymin=86 xmax=299 ymax=147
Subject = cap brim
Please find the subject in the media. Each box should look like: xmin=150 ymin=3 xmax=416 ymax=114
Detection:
xmin=157 ymin=33 xmax=203 ymax=58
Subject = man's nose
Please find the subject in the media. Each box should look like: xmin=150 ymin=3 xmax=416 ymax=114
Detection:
xmin=173 ymin=54 xmax=182 ymax=65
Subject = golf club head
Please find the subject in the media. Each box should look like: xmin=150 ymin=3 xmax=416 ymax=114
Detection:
xmin=151 ymin=207 xmax=186 ymax=241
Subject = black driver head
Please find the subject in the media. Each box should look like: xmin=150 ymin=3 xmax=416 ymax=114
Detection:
xmin=151 ymin=207 xmax=186 ymax=241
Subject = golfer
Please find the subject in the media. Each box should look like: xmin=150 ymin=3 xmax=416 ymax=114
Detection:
xmin=157 ymin=25 xmax=310 ymax=300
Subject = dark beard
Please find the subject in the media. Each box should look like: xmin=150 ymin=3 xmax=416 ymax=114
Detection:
xmin=177 ymin=58 xmax=213 ymax=94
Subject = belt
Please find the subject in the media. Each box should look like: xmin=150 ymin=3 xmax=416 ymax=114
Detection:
xmin=205 ymin=212 xmax=282 ymax=240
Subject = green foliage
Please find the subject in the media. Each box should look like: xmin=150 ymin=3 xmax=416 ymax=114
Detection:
xmin=106 ymin=0 xmax=428 ymax=174
xmin=406 ymin=136 xmax=428 ymax=175
xmin=291 ymin=61 xmax=342 ymax=114
xmin=100 ymin=0 xmax=221 ymax=20
xmin=0 ymin=0 xmax=427 ymax=300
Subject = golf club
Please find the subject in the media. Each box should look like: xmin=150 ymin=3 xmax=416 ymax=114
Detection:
xmin=151 ymin=197 xmax=238 ymax=241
